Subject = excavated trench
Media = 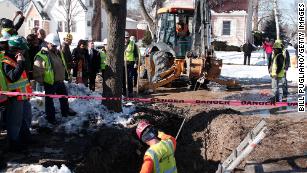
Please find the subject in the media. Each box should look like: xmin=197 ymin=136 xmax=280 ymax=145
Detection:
xmin=75 ymin=104 xmax=243 ymax=173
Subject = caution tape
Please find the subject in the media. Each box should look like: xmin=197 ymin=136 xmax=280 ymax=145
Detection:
xmin=0 ymin=91 xmax=306 ymax=107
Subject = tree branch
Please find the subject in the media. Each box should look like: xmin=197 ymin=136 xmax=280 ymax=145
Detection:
xmin=138 ymin=0 xmax=154 ymax=24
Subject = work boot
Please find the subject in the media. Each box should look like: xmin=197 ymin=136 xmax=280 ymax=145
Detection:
xmin=62 ymin=108 xmax=77 ymax=117
xmin=0 ymin=157 xmax=6 ymax=170
xmin=269 ymin=96 xmax=279 ymax=103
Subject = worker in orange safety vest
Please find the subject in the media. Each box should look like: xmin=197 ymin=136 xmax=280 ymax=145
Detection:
xmin=136 ymin=120 xmax=177 ymax=173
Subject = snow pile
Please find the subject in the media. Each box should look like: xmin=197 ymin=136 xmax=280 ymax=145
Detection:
xmin=215 ymin=50 xmax=266 ymax=66
xmin=217 ymin=48 xmax=301 ymax=83
xmin=5 ymin=164 xmax=71 ymax=173
xmin=221 ymin=65 xmax=271 ymax=80
xmin=30 ymin=83 xmax=135 ymax=134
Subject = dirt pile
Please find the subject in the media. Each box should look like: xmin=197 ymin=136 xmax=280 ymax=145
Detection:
xmin=77 ymin=104 xmax=307 ymax=173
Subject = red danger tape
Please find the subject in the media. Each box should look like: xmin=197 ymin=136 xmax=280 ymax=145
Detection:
xmin=0 ymin=91 xmax=306 ymax=107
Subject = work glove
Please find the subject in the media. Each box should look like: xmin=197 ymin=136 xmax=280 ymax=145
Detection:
xmin=134 ymin=63 xmax=137 ymax=68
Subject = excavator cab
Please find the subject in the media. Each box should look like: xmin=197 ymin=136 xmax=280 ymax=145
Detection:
xmin=157 ymin=12 xmax=193 ymax=58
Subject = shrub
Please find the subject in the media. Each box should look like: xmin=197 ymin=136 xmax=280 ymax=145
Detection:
xmin=225 ymin=45 xmax=241 ymax=52
xmin=212 ymin=41 xmax=227 ymax=51
xmin=142 ymin=30 xmax=152 ymax=46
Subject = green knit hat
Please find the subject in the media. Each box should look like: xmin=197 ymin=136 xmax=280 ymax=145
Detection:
xmin=8 ymin=35 xmax=29 ymax=50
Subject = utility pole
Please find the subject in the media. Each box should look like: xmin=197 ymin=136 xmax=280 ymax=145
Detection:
xmin=273 ymin=0 xmax=280 ymax=40
xmin=253 ymin=0 xmax=259 ymax=31
xmin=246 ymin=0 xmax=254 ymax=42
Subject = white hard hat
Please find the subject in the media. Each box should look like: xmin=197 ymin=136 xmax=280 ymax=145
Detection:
xmin=125 ymin=31 xmax=130 ymax=38
xmin=45 ymin=33 xmax=60 ymax=46
xmin=102 ymin=38 xmax=108 ymax=45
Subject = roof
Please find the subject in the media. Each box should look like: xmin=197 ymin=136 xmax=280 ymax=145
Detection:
xmin=25 ymin=0 xmax=51 ymax=20
xmin=209 ymin=0 xmax=248 ymax=13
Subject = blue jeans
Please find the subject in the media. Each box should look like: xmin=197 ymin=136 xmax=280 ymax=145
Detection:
xmin=272 ymin=77 xmax=287 ymax=101
xmin=35 ymin=82 xmax=44 ymax=92
xmin=5 ymin=98 xmax=32 ymax=142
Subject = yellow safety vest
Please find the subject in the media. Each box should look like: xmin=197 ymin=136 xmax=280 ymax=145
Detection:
xmin=100 ymin=51 xmax=107 ymax=70
xmin=0 ymin=54 xmax=32 ymax=100
xmin=145 ymin=139 xmax=177 ymax=173
xmin=125 ymin=41 xmax=135 ymax=62
xmin=35 ymin=51 xmax=68 ymax=85
xmin=0 ymin=52 xmax=8 ymax=103
xmin=271 ymin=53 xmax=285 ymax=78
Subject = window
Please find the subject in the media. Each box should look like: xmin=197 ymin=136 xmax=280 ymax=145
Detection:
xmin=58 ymin=21 xmax=63 ymax=32
xmin=34 ymin=20 xmax=40 ymax=28
xmin=89 ymin=0 xmax=93 ymax=7
xmin=87 ymin=21 xmax=91 ymax=27
xmin=222 ymin=21 xmax=231 ymax=35
xmin=71 ymin=21 xmax=76 ymax=32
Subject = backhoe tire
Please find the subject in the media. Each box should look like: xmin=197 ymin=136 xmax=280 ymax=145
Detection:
xmin=152 ymin=51 xmax=171 ymax=82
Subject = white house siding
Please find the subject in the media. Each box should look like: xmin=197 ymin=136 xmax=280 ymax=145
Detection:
xmin=0 ymin=0 xmax=25 ymax=36
xmin=211 ymin=12 xmax=247 ymax=47
xmin=48 ymin=0 xmax=88 ymax=46
xmin=126 ymin=18 xmax=138 ymax=30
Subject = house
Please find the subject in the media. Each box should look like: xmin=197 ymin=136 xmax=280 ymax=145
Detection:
xmin=24 ymin=0 xmax=147 ymax=46
xmin=24 ymin=0 xmax=108 ymax=45
xmin=126 ymin=17 xmax=146 ymax=41
xmin=210 ymin=0 xmax=249 ymax=46
xmin=0 ymin=0 xmax=25 ymax=36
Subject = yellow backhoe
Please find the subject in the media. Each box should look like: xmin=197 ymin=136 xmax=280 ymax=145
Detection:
xmin=138 ymin=0 xmax=241 ymax=92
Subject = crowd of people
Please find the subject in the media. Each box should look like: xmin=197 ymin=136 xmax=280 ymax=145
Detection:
xmin=0 ymin=11 xmax=141 ymax=154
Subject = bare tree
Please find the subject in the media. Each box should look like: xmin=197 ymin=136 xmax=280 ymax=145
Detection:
xmin=58 ymin=0 xmax=87 ymax=33
xmin=11 ymin=0 xmax=31 ymax=12
xmin=101 ymin=0 xmax=127 ymax=112
xmin=138 ymin=0 xmax=164 ymax=39
xmin=256 ymin=0 xmax=274 ymax=31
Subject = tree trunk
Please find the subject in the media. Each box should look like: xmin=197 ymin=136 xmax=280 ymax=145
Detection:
xmin=101 ymin=0 xmax=127 ymax=112
xmin=92 ymin=0 xmax=102 ymax=41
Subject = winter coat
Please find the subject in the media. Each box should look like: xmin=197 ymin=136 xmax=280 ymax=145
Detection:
xmin=269 ymin=48 xmax=285 ymax=78
xmin=262 ymin=41 xmax=273 ymax=54
xmin=243 ymin=43 xmax=253 ymax=55
xmin=61 ymin=42 xmax=73 ymax=69
xmin=88 ymin=48 xmax=101 ymax=74
xmin=72 ymin=47 xmax=89 ymax=77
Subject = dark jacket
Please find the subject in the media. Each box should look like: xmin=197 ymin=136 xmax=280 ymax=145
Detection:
xmin=61 ymin=43 xmax=73 ymax=69
xmin=72 ymin=47 xmax=89 ymax=77
xmin=242 ymin=42 xmax=253 ymax=55
xmin=284 ymin=49 xmax=290 ymax=71
xmin=14 ymin=16 xmax=25 ymax=32
xmin=269 ymin=49 xmax=285 ymax=76
xmin=88 ymin=48 xmax=100 ymax=74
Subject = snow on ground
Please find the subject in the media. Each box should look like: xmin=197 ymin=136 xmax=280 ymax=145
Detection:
xmin=5 ymin=164 xmax=71 ymax=173
xmin=215 ymin=50 xmax=266 ymax=66
xmin=30 ymin=83 xmax=135 ymax=134
xmin=217 ymin=47 xmax=300 ymax=83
